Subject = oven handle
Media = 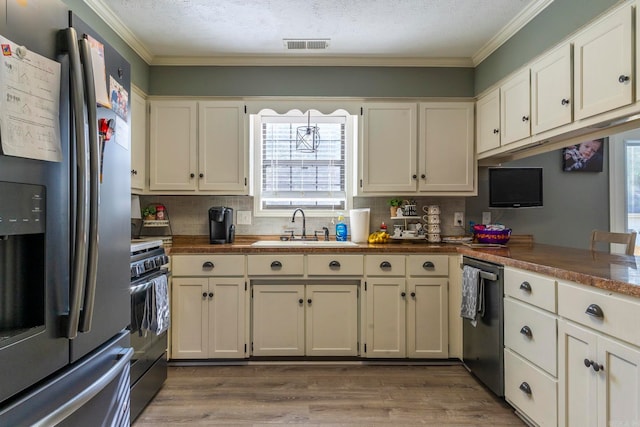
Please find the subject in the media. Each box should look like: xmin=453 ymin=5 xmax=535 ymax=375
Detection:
xmin=130 ymin=270 xmax=170 ymax=295
xmin=479 ymin=271 xmax=498 ymax=281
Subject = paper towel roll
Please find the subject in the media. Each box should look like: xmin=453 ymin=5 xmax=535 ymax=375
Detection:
xmin=349 ymin=208 xmax=370 ymax=243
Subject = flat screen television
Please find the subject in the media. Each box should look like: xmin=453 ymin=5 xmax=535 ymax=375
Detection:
xmin=489 ymin=167 xmax=543 ymax=208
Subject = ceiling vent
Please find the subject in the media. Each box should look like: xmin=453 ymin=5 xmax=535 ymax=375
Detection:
xmin=283 ymin=39 xmax=330 ymax=50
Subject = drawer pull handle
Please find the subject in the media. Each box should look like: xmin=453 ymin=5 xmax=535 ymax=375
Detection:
xmin=584 ymin=359 xmax=604 ymax=372
xmin=422 ymin=261 xmax=435 ymax=270
xmin=519 ymin=281 xmax=532 ymax=293
xmin=202 ymin=261 xmax=214 ymax=269
xmin=270 ymin=261 xmax=283 ymax=269
xmin=329 ymin=260 xmax=341 ymax=268
xmin=380 ymin=261 xmax=392 ymax=269
xmin=520 ymin=325 xmax=532 ymax=338
xmin=519 ymin=382 xmax=532 ymax=395
xmin=585 ymin=304 xmax=604 ymax=319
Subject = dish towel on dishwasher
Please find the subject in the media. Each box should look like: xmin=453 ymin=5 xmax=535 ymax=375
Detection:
xmin=461 ymin=265 xmax=485 ymax=327
xmin=142 ymin=274 xmax=170 ymax=335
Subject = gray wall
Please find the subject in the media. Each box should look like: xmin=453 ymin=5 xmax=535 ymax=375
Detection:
xmin=465 ymin=149 xmax=609 ymax=249
xmin=62 ymin=0 xmax=150 ymax=91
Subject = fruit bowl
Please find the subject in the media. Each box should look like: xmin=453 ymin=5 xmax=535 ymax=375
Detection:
xmin=473 ymin=225 xmax=511 ymax=244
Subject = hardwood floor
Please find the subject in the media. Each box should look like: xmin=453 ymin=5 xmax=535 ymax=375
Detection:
xmin=133 ymin=364 xmax=524 ymax=426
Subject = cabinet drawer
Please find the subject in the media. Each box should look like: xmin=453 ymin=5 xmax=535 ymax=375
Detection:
xmin=504 ymin=297 xmax=557 ymax=377
xmin=504 ymin=267 xmax=557 ymax=313
xmin=558 ymin=281 xmax=640 ymax=347
xmin=505 ymin=348 xmax=557 ymax=427
xmin=308 ymin=255 xmax=363 ymax=276
xmin=247 ymin=254 xmax=304 ymax=276
xmin=365 ymin=255 xmax=405 ymax=276
xmin=172 ymin=254 xmax=245 ymax=276
xmin=406 ymin=255 xmax=448 ymax=276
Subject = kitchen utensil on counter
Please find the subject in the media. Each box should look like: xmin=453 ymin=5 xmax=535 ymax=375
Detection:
xmin=209 ymin=206 xmax=235 ymax=244
xmin=427 ymin=233 xmax=441 ymax=242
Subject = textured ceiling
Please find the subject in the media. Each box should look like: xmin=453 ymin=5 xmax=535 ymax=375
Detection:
xmin=88 ymin=0 xmax=548 ymax=65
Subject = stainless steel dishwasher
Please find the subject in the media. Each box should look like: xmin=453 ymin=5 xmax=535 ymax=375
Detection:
xmin=461 ymin=256 xmax=504 ymax=397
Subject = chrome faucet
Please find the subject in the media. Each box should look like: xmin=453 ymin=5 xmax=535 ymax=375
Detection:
xmin=291 ymin=208 xmax=306 ymax=239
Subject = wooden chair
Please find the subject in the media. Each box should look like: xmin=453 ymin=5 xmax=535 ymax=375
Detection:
xmin=590 ymin=230 xmax=637 ymax=255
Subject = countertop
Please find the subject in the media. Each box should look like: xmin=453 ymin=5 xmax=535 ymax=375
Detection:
xmin=169 ymin=235 xmax=640 ymax=299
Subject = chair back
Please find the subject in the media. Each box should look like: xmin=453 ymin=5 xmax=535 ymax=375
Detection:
xmin=590 ymin=230 xmax=637 ymax=255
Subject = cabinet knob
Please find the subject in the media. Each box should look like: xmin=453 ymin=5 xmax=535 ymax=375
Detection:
xmin=421 ymin=174 xmax=426 ymax=179
xmin=422 ymin=261 xmax=435 ymax=270
xmin=202 ymin=261 xmax=214 ymax=269
xmin=410 ymin=292 xmax=416 ymax=298
xmin=298 ymin=298 xmax=304 ymax=304
xmin=585 ymin=303 xmax=604 ymax=319
xmin=400 ymin=291 xmax=406 ymax=298
xmin=561 ymin=98 xmax=570 ymax=105
xmin=208 ymin=292 xmax=214 ymax=298
xmin=202 ymin=292 xmax=208 ymax=298
xmin=199 ymin=173 xmax=204 ymax=178
xmin=412 ymin=174 xmax=417 ymax=180
xmin=584 ymin=358 xmax=604 ymax=372
xmin=492 ymin=128 xmax=499 ymax=134
xmin=519 ymin=281 xmax=532 ymax=293
xmin=520 ymin=325 xmax=533 ymax=338
xmin=190 ymin=173 xmax=195 ymax=178
xmin=380 ymin=261 xmax=392 ymax=269
xmin=329 ymin=260 xmax=341 ymax=268
xmin=519 ymin=382 xmax=532 ymax=395
xmin=619 ymin=75 xmax=630 ymax=83
xmin=131 ymin=169 xmax=137 ymax=175
xmin=270 ymin=261 xmax=283 ymax=269
xmin=307 ymin=298 xmax=312 ymax=305
xmin=522 ymin=116 xmax=529 ymax=122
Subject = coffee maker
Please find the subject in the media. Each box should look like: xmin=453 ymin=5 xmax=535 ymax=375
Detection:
xmin=208 ymin=207 xmax=235 ymax=244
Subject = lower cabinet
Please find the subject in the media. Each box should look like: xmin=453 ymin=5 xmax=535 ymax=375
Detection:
xmin=171 ymin=277 xmax=246 ymax=359
xmin=364 ymin=278 xmax=407 ymax=357
xmin=251 ymin=283 xmax=359 ymax=357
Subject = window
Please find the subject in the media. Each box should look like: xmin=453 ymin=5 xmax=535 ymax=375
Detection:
xmin=253 ymin=111 xmax=355 ymax=216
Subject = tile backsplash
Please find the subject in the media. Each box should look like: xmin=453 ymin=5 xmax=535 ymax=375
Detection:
xmin=138 ymin=195 xmax=467 ymax=237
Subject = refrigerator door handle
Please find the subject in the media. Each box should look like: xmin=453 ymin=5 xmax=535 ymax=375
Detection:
xmin=64 ymin=27 xmax=90 ymax=339
xmin=78 ymin=35 xmax=100 ymax=333
xmin=32 ymin=347 xmax=133 ymax=427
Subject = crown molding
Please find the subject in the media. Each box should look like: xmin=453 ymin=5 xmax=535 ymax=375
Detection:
xmin=472 ymin=0 xmax=554 ymax=66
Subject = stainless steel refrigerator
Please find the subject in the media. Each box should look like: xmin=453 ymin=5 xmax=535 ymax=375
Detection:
xmin=0 ymin=1 xmax=132 ymax=424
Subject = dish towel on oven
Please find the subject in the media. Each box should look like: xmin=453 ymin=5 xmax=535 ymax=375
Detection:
xmin=461 ymin=265 xmax=484 ymax=327
xmin=142 ymin=274 xmax=170 ymax=335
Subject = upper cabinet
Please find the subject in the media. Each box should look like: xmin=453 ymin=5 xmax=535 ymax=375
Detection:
xmin=149 ymin=100 xmax=248 ymax=194
xmin=500 ymin=68 xmax=531 ymax=146
xmin=476 ymin=88 xmax=501 ymax=153
xmin=573 ymin=3 xmax=633 ymax=120
xmin=530 ymin=43 xmax=572 ymax=134
xmin=360 ymin=102 xmax=475 ymax=195
xmin=130 ymin=89 xmax=147 ymax=192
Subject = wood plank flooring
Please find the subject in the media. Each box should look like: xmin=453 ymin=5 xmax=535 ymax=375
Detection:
xmin=133 ymin=364 xmax=525 ymax=426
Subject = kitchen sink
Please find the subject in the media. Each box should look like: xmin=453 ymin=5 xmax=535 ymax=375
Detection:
xmin=250 ymin=240 xmax=359 ymax=247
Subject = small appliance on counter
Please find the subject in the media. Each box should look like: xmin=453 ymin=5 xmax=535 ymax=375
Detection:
xmin=209 ymin=206 xmax=235 ymax=244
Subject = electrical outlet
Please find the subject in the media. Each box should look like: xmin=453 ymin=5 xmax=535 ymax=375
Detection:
xmin=482 ymin=211 xmax=492 ymax=225
xmin=236 ymin=210 xmax=252 ymax=225
xmin=454 ymin=212 xmax=464 ymax=226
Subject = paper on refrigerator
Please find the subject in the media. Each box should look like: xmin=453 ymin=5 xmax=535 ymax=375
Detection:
xmin=0 ymin=35 xmax=62 ymax=162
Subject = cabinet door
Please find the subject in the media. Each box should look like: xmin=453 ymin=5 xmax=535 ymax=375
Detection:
xmin=171 ymin=277 xmax=208 ymax=359
xmin=406 ymin=278 xmax=448 ymax=358
xmin=597 ymin=335 xmax=640 ymax=427
xmin=208 ymin=278 xmax=246 ymax=358
xmin=418 ymin=102 xmax=474 ymax=192
xmin=130 ymin=89 xmax=146 ymax=191
xmin=360 ymin=103 xmax=417 ymax=193
xmin=573 ymin=4 xmax=633 ymax=120
xmin=476 ymin=88 xmax=501 ymax=154
xmin=364 ymin=278 xmax=406 ymax=358
xmin=305 ymin=284 xmax=358 ymax=356
xmin=558 ymin=320 xmax=598 ymax=427
xmin=530 ymin=43 xmax=572 ymax=134
xmin=149 ymin=100 xmax=197 ymax=190
xmin=198 ymin=101 xmax=247 ymax=193
xmin=500 ymin=68 xmax=531 ymax=146
xmin=252 ymin=284 xmax=305 ymax=356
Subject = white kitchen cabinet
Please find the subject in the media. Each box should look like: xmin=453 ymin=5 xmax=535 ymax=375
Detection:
xmin=149 ymin=100 xmax=248 ymax=194
xmin=418 ymin=102 xmax=474 ymax=192
xmin=171 ymin=277 xmax=246 ymax=359
xmin=573 ymin=3 xmax=633 ymax=120
xmin=476 ymin=88 xmax=501 ymax=154
xmin=364 ymin=278 xmax=407 ymax=358
xmin=149 ymin=100 xmax=197 ymax=191
xmin=360 ymin=102 xmax=418 ymax=193
xmin=530 ymin=43 xmax=573 ymax=134
xmin=198 ymin=101 xmax=247 ymax=193
xmin=500 ymin=68 xmax=531 ymax=146
xmin=130 ymin=88 xmax=147 ymax=191
xmin=251 ymin=283 xmax=359 ymax=356
xmin=406 ymin=278 xmax=448 ymax=358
